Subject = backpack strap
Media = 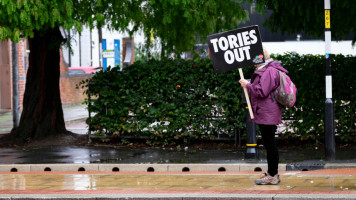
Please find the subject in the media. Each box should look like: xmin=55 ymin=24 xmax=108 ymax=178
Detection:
xmin=270 ymin=92 xmax=276 ymax=102
xmin=268 ymin=66 xmax=281 ymax=102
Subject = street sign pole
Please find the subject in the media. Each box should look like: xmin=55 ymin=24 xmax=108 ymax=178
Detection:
xmin=324 ymin=0 xmax=335 ymax=161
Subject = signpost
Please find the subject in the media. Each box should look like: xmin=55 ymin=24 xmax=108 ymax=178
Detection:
xmin=324 ymin=0 xmax=335 ymax=161
xmin=207 ymin=25 xmax=265 ymax=119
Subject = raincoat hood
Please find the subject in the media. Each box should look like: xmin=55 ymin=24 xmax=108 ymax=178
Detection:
xmin=254 ymin=60 xmax=288 ymax=77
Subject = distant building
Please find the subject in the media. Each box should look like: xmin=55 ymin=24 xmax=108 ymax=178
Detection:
xmin=62 ymin=27 xmax=143 ymax=69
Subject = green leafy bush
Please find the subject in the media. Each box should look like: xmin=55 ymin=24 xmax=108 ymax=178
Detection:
xmin=274 ymin=53 xmax=356 ymax=142
xmin=80 ymin=53 xmax=355 ymax=145
xmin=81 ymin=59 xmax=253 ymax=145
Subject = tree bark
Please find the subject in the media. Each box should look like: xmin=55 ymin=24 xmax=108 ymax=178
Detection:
xmin=15 ymin=27 xmax=66 ymax=140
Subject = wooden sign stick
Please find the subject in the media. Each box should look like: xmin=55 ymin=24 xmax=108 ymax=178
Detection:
xmin=238 ymin=68 xmax=254 ymax=119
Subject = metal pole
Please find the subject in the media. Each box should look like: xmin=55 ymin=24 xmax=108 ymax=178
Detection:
xmin=88 ymin=84 xmax=91 ymax=143
xmin=98 ymin=27 xmax=103 ymax=67
xmin=324 ymin=0 xmax=335 ymax=161
xmin=68 ymin=30 xmax=71 ymax=67
xmin=12 ymin=41 xmax=19 ymax=129
xmin=90 ymin=29 xmax=93 ymax=66
xmin=79 ymin=33 xmax=82 ymax=66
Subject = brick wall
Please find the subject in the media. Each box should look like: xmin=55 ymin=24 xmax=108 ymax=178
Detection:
xmin=59 ymin=75 xmax=91 ymax=105
xmin=59 ymin=49 xmax=93 ymax=105
xmin=0 ymin=40 xmax=12 ymax=110
xmin=15 ymin=42 xmax=92 ymax=109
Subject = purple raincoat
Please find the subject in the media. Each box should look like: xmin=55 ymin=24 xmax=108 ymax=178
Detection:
xmin=246 ymin=60 xmax=288 ymax=125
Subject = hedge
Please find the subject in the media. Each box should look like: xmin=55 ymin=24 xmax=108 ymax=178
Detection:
xmin=274 ymin=53 xmax=355 ymax=142
xmin=79 ymin=53 xmax=355 ymax=145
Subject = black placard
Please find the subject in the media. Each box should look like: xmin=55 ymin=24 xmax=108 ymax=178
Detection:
xmin=207 ymin=25 xmax=264 ymax=73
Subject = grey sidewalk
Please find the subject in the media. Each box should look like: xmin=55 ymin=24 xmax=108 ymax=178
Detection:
xmin=0 ymin=104 xmax=89 ymax=134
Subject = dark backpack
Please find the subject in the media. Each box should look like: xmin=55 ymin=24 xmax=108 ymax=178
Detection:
xmin=270 ymin=67 xmax=297 ymax=108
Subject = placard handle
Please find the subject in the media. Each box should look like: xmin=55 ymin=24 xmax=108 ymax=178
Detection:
xmin=238 ymin=68 xmax=254 ymax=119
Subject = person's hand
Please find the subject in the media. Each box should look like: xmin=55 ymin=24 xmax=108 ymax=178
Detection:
xmin=239 ymin=79 xmax=250 ymax=88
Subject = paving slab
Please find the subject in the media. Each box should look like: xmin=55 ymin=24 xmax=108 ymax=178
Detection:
xmin=167 ymin=164 xmax=240 ymax=172
xmin=274 ymin=194 xmax=356 ymax=199
xmin=0 ymin=168 xmax=355 ymax=199
xmin=29 ymin=164 xmax=99 ymax=172
xmin=98 ymin=164 xmax=168 ymax=172
xmin=0 ymin=193 xmax=355 ymax=199
xmin=0 ymin=163 xmax=355 ymax=173
xmin=0 ymin=164 xmax=31 ymax=172
xmin=324 ymin=163 xmax=356 ymax=169
xmin=0 ymin=194 xmax=276 ymax=200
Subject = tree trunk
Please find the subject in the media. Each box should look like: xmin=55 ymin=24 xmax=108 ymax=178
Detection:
xmin=16 ymin=27 xmax=66 ymax=140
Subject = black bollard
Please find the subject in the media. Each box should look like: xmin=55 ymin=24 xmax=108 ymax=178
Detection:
xmin=245 ymin=107 xmax=258 ymax=159
xmin=325 ymin=98 xmax=335 ymax=160
xmin=241 ymin=81 xmax=258 ymax=159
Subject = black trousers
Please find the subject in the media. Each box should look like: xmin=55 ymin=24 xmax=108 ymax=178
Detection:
xmin=259 ymin=124 xmax=279 ymax=176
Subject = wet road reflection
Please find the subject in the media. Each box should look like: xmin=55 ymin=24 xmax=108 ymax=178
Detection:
xmin=0 ymin=146 xmax=355 ymax=164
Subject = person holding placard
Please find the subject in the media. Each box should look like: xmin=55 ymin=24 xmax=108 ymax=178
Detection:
xmin=239 ymin=48 xmax=287 ymax=185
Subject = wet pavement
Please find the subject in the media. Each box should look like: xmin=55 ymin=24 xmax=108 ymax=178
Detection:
xmin=1 ymin=104 xmax=356 ymax=166
xmin=0 ymin=146 xmax=245 ymax=164
xmin=0 ymin=145 xmax=356 ymax=165
xmin=0 ymin=169 xmax=356 ymax=199
xmin=0 ymin=104 xmax=89 ymax=134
